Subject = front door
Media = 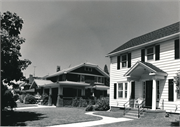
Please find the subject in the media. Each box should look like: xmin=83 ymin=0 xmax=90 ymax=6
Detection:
xmin=145 ymin=80 xmax=152 ymax=108
xmin=130 ymin=81 xmax=135 ymax=107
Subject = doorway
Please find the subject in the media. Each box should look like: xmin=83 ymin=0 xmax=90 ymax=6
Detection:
xmin=145 ymin=80 xmax=152 ymax=108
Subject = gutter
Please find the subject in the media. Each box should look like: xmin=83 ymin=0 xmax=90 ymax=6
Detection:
xmin=106 ymin=32 xmax=180 ymax=57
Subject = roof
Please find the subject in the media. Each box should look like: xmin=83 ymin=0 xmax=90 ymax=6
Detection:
xmin=108 ymin=21 xmax=180 ymax=56
xmin=124 ymin=61 xmax=167 ymax=76
xmin=46 ymin=62 xmax=109 ymax=78
xmin=86 ymin=85 xmax=109 ymax=90
xmin=30 ymin=79 xmax=53 ymax=88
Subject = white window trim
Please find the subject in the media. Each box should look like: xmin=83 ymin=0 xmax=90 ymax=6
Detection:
xmin=117 ymin=82 xmax=128 ymax=99
xmin=121 ymin=54 xmax=128 ymax=68
xmin=146 ymin=46 xmax=154 ymax=61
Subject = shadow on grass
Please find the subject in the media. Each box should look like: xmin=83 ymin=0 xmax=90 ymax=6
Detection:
xmin=171 ymin=121 xmax=180 ymax=126
xmin=1 ymin=110 xmax=46 ymax=126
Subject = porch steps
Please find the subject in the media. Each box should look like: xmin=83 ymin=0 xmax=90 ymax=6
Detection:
xmin=124 ymin=109 xmax=145 ymax=119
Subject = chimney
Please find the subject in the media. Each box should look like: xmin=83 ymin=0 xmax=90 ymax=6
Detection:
xmin=57 ymin=66 xmax=61 ymax=72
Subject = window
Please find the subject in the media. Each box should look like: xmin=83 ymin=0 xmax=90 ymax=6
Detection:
xmin=122 ymin=55 xmax=127 ymax=67
xmin=80 ymin=75 xmax=85 ymax=82
xmin=118 ymin=83 xmax=123 ymax=98
xmin=84 ymin=67 xmax=92 ymax=72
xmin=168 ymin=79 xmax=174 ymax=101
xmin=147 ymin=47 xmax=154 ymax=60
xmin=157 ymin=81 xmax=160 ymax=100
xmin=118 ymin=82 xmax=128 ymax=98
xmin=141 ymin=45 xmax=160 ymax=62
xmin=117 ymin=53 xmax=131 ymax=70
xmin=175 ymin=39 xmax=180 ymax=59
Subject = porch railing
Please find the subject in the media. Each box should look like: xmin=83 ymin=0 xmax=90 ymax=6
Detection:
xmin=123 ymin=99 xmax=133 ymax=115
xmin=138 ymin=99 xmax=145 ymax=118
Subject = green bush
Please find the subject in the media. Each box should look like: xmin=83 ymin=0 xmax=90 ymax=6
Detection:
xmin=94 ymin=97 xmax=109 ymax=111
xmin=24 ymin=94 xmax=36 ymax=104
xmin=19 ymin=94 xmax=26 ymax=103
xmin=85 ymin=105 xmax=93 ymax=111
xmin=41 ymin=94 xmax=48 ymax=105
xmin=13 ymin=94 xmax=19 ymax=101
xmin=79 ymin=98 xmax=88 ymax=107
xmin=72 ymin=98 xmax=79 ymax=107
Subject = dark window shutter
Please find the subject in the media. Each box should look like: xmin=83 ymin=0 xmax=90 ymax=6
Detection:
xmin=155 ymin=45 xmax=160 ymax=60
xmin=168 ymin=79 xmax=174 ymax=101
xmin=175 ymin=39 xmax=179 ymax=59
xmin=141 ymin=49 xmax=145 ymax=62
xmin=117 ymin=56 xmax=120 ymax=70
xmin=114 ymin=83 xmax=117 ymax=99
xmin=128 ymin=53 xmax=131 ymax=68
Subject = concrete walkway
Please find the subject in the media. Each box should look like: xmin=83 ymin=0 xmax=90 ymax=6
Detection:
xmin=48 ymin=112 xmax=133 ymax=127
xmin=15 ymin=106 xmax=134 ymax=127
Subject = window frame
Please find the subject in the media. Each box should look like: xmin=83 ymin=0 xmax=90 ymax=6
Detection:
xmin=146 ymin=46 xmax=154 ymax=61
xmin=117 ymin=82 xmax=128 ymax=99
xmin=121 ymin=54 xmax=127 ymax=68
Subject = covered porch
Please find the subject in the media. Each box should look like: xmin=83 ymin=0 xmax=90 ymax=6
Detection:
xmin=124 ymin=61 xmax=167 ymax=110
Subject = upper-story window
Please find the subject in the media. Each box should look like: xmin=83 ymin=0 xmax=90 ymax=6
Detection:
xmin=117 ymin=53 xmax=131 ymax=70
xmin=84 ymin=67 xmax=92 ymax=72
xmin=141 ymin=45 xmax=160 ymax=62
xmin=80 ymin=75 xmax=85 ymax=82
xmin=147 ymin=47 xmax=154 ymax=60
xmin=122 ymin=54 xmax=127 ymax=67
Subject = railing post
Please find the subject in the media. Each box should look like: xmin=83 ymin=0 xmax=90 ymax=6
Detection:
xmin=138 ymin=105 xmax=140 ymax=118
xmin=124 ymin=104 xmax=125 ymax=115
xmin=162 ymin=99 xmax=164 ymax=110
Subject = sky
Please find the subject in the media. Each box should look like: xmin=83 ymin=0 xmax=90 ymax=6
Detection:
xmin=1 ymin=0 xmax=180 ymax=78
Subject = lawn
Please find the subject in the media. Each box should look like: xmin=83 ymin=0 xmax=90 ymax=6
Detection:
xmin=1 ymin=107 xmax=102 ymax=126
xmin=16 ymin=101 xmax=38 ymax=108
xmin=94 ymin=110 xmax=124 ymax=118
xmin=94 ymin=111 xmax=180 ymax=127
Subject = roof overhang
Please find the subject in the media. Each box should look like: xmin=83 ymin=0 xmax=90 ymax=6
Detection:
xmin=86 ymin=85 xmax=109 ymax=90
xmin=106 ymin=33 xmax=180 ymax=57
xmin=124 ymin=61 xmax=168 ymax=81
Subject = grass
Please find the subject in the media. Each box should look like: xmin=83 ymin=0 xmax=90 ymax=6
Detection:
xmin=1 ymin=106 xmax=102 ymax=126
xmin=94 ymin=110 xmax=124 ymax=118
xmin=94 ymin=110 xmax=180 ymax=127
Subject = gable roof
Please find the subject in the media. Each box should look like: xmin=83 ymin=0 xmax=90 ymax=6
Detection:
xmin=46 ymin=62 xmax=109 ymax=78
xmin=124 ymin=61 xmax=167 ymax=77
xmin=108 ymin=21 xmax=180 ymax=56
xmin=30 ymin=79 xmax=53 ymax=88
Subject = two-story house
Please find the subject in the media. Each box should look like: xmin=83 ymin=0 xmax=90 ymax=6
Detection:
xmin=30 ymin=62 xmax=109 ymax=106
xmin=107 ymin=22 xmax=180 ymax=113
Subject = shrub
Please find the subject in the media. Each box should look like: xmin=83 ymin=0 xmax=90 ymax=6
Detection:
xmin=13 ymin=94 xmax=19 ymax=101
xmin=72 ymin=98 xmax=79 ymax=107
xmin=94 ymin=97 xmax=109 ymax=111
xmin=79 ymin=98 xmax=88 ymax=107
xmin=41 ymin=94 xmax=48 ymax=105
xmin=85 ymin=105 xmax=93 ymax=111
xmin=24 ymin=94 xmax=36 ymax=104
xmin=19 ymin=94 xmax=26 ymax=103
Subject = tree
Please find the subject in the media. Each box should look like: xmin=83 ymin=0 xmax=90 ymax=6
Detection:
xmin=174 ymin=70 xmax=180 ymax=99
xmin=1 ymin=11 xmax=31 ymax=109
xmin=104 ymin=65 xmax=109 ymax=86
xmin=104 ymin=64 xmax=109 ymax=74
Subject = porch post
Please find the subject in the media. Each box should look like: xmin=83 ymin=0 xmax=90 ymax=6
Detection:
xmin=56 ymin=86 xmax=63 ymax=107
xmin=152 ymin=79 xmax=156 ymax=110
xmin=81 ymin=88 xmax=85 ymax=97
xmin=128 ymin=81 xmax=131 ymax=108
xmin=48 ymin=87 xmax=52 ymax=106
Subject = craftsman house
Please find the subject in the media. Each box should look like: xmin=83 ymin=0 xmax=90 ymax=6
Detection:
xmin=107 ymin=22 xmax=180 ymax=114
xmin=30 ymin=62 xmax=109 ymax=106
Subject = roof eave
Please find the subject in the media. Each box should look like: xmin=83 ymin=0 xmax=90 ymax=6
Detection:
xmin=106 ymin=32 xmax=180 ymax=57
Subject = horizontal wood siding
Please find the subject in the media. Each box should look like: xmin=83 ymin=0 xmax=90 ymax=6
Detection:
xmin=110 ymin=38 xmax=180 ymax=113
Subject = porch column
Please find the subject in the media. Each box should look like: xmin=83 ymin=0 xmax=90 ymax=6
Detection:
xmin=81 ymin=88 xmax=85 ymax=97
xmin=48 ymin=87 xmax=52 ymax=106
xmin=152 ymin=79 xmax=156 ymax=110
xmin=56 ymin=86 xmax=63 ymax=107
xmin=128 ymin=81 xmax=131 ymax=99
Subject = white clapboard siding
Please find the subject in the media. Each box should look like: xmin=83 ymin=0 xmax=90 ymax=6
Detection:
xmin=109 ymin=38 xmax=180 ymax=113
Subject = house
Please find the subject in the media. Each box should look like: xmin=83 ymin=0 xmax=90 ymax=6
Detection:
xmin=30 ymin=62 xmax=109 ymax=106
xmin=107 ymin=22 xmax=180 ymax=113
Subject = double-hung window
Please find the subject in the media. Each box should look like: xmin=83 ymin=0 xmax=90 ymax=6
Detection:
xmin=118 ymin=82 xmax=127 ymax=98
xmin=122 ymin=55 xmax=127 ymax=68
xmin=147 ymin=47 xmax=154 ymax=60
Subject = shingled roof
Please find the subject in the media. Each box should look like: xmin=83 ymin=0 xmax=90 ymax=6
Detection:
xmin=108 ymin=21 xmax=180 ymax=55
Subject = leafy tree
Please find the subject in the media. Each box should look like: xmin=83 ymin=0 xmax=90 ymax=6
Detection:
xmin=1 ymin=11 xmax=31 ymax=109
xmin=174 ymin=70 xmax=180 ymax=99
xmin=104 ymin=64 xmax=109 ymax=74
xmin=104 ymin=65 xmax=109 ymax=86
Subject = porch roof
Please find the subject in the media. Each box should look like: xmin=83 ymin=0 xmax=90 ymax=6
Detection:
xmin=124 ymin=61 xmax=167 ymax=81
xmin=86 ymin=85 xmax=109 ymax=90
